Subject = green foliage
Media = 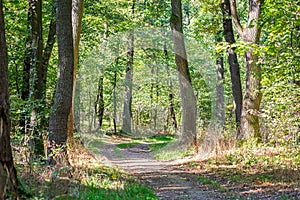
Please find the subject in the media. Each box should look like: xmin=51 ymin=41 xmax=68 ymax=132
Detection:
xmin=147 ymin=142 xmax=168 ymax=152
xmin=153 ymin=144 xmax=193 ymax=160
xmin=73 ymin=170 xmax=157 ymax=200
xmin=147 ymin=135 xmax=175 ymax=142
xmin=258 ymin=0 xmax=300 ymax=146
xmin=116 ymin=142 xmax=140 ymax=149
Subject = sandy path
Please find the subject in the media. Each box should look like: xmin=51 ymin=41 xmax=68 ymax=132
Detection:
xmin=96 ymin=137 xmax=219 ymax=200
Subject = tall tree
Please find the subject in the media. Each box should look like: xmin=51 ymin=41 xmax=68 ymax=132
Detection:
xmin=170 ymin=0 xmax=197 ymax=145
xmin=48 ymin=0 xmax=74 ymax=161
xmin=19 ymin=0 xmax=44 ymax=157
xmin=20 ymin=1 xmax=33 ymax=136
xmin=95 ymin=74 xmax=105 ymax=128
xmin=230 ymin=0 xmax=263 ymax=139
xmin=68 ymin=0 xmax=84 ymax=141
xmin=221 ymin=0 xmax=242 ymax=136
xmin=122 ymin=0 xmax=135 ymax=134
xmin=0 ymin=0 xmax=19 ymax=197
xmin=29 ymin=0 xmax=44 ymax=156
xmin=215 ymin=32 xmax=225 ymax=131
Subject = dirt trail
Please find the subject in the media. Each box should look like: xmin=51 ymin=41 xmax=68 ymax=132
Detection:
xmin=96 ymin=137 xmax=220 ymax=200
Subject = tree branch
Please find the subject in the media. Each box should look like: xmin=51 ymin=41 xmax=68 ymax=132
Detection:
xmin=229 ymin=0 xmax=244 ymax=37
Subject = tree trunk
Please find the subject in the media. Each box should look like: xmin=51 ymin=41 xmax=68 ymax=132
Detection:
xmin=230 ymin=0 xmax=263 ymax=139
xmin=20 ymin=0 xmax=45 ymax=157
xmin=221 ymin=0 xmax=242 ymax=137
xmin=215 ymin=33 xmax=225 ymax=131
xmin=48 ymin=0 xmax=74 ymax=163
xmin=170 ymin=0 xmax=197 ymax=146
xmin=20 ymin=0 xmax=35 ymax=136
xmin=95 ymin=75 xmax=104 ymax=129
xmin=68 ymin=0 xmax=84 ymax=143
xmin=113 ymin=71 xmax=117 ymax=134
xmin=113 ymin=45 xmax=120 ymax=135
xmin=122 ymin=0 xmax=135 ymax=134
xmin=30 ymin=0 xmax=45 ymax=157
xmin=0 ymin=1 xmax=19 ymax=197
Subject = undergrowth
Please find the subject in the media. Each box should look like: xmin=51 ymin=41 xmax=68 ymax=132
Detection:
xmin=188 ymin=140 xmax=300 ymax=199
xmin=13 ymin=138 xmax=157 ymax=200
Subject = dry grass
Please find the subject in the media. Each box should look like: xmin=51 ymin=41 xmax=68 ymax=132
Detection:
xmin=178 ymin=143 xmax=300 ymax=199
xmin=13 ymin=140 xmax=156 ymax=199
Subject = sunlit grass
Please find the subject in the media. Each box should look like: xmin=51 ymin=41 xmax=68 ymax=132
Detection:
xmin=153 ymin=143 xmax=193 ymax=161
xmin=116 ymin=142 xmax=140 ymax=149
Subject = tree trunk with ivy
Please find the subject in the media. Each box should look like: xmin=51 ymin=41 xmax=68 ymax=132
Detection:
xmin=29 ymin=0 xmax=45 ymax=157
xmin=0 ymin=1 xmax=19 ymax=197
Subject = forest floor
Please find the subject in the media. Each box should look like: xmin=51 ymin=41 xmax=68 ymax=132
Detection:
xmin=95 ymin=135 xmax=300 ymax=200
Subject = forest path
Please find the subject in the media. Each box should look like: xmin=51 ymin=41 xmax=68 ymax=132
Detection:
xmin=96 ymin=136 xmax=219 ymax=200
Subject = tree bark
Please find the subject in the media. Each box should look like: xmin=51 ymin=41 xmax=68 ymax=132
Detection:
xmin=68 ymin=0 xmax=84 ymax=142
xmin=48 ymin=0 xmax=74 ymax=162
xmin=170 ymin=0 xmax=197 ymax=146
xmin=221 ymin=0 xmax=243 ymax=137
xmin=230 ymin=0 xmax=263 ymax=139
xmin=122 ymin=0 xmax=135 ymax=134
xmin=0 ymin=1 xmax=19 ymax=197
